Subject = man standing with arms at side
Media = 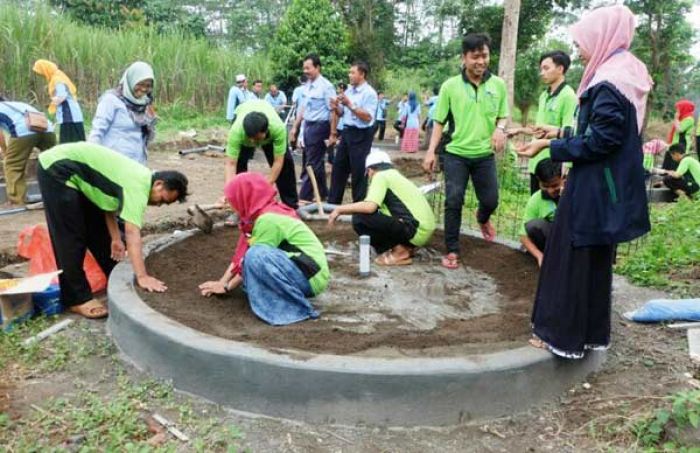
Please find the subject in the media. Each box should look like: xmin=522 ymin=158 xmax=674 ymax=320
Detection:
xmin=328 ymin=61 xmax=378 ymax=203
xmin=226 ymin=74 xmax=255 ymax=124
xmin=290 ymin=54 xmax=336 ymax=203
xmin=423 ymin=33 xmax=509 ymax=269
xmin=374 ymin=91 xmax=389 ymax=141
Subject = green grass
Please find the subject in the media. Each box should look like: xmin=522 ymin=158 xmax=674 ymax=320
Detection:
xmin=616 ymin=198 xmax=700 ymax=296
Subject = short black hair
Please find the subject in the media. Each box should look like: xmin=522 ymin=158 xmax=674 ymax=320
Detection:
xmin=539 ymin=50 xmax=571 ymax=74
xmin=462 ymin=33 xmax=491 ymax=54
xmin=253 ymin=79 xmax=263 ymax=85
xmin=303 ymin=53 xmax=321 ymax=68
xmin=433 ymin=86 xmax=439 ymax=95
xmin=243 ymin=112 xmax=269 ymax=137
xmin=0 ymin=95 xmax=6 ymax=102
xmin=352 ymin=60 xmax=369 ymax=77
xmin=153 ymin=171 xmax=189 ymax=203
xmin=669 ymin=143 xmax=685 ymax=154
xmin=535 ymin=159 xmax=562 ymax=183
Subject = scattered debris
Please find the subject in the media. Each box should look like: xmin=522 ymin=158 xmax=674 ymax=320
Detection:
xmin=23 ymin=319 xmax=74 ymax=346
xmin=152 ymin=413 xmax=189 ymax=442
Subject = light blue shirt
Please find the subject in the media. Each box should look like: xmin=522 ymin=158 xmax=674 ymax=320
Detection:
xmin=401 ymin=103 xmax=421 ymax=129
xmin=226 ymin=86 xmax=256 ymax=121
xmin=0 ymin=102 xmax=55 ymax=137
xmin=340 ymin=82 xmax=378 ymax=129
xmin=376 ymin=98 xmax=389 ymax=121
xmin=88 ymin=92 xmax=148 ymax=164
xmin=54 ymin=82 xmax=84 ymax=124
xmin=265 ymin=91 xmax=288 ymax=111
xmin=301 ymin=75 xmax=335 ymax=123
xmin=292 ymin=85 xmax=306 ymax=108
xmin=427 ymin=95 xmax=438 ymax=121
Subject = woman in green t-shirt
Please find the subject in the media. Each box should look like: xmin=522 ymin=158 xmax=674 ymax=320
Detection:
xmin=663 ymin=99 xmax=695 ymax=170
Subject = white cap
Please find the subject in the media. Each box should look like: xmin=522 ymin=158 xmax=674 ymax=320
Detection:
xmin=235 ymin=74 xmax=246 ymax=82
xmin=365 ymin=149 xmax=392 ymax=169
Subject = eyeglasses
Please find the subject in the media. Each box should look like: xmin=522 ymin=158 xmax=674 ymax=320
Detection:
xmin=236 ymin=80 xmax=245 ymax=85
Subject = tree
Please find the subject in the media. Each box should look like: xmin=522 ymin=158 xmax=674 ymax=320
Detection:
xmin=498 ymin=0 xmax=521 ymax=113
xmin=269 ymin=0 xmax=349 ymax=90
xmin=513 ymin=46 xmax=541 ymax=125
xmin=226 ymin=0 xmax=290 ymax=52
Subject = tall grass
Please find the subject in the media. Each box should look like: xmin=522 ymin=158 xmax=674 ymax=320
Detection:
xmin=0 ymin=3 xmax=270 ymax=115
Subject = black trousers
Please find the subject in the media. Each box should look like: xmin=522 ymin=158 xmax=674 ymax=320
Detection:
xmin=328 ymin=126 xmax=374 ymax=204
xmin=352 ymin=211 xmax=416 ymax=254
xmin=37 ymin=165 xmax=117 ymax=307
xmin=525 ymin=218 xmax=552 ymax=252
xmin=59 ymin=122 xmax=86 ymax=144
xmin=237 ymin=143 xmax=299 ymax=209
xmin=443 ymin=153 xmax=499 ymax=253
xmin=299 ymin=121 xmax=330 ymax=201
xmin=375 ymin=120 xmax=386 ymax=140
xmin=663 ymin=174 xmax=699 ymax=197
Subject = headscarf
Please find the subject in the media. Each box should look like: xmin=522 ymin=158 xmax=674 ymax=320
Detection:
xmin=667 ymin=100 xmax=696 ymax=143
xmin=224 ymin=173 xmax=299 ymax=275
xmin=570 ymin=5 xmax=652 ymax=133
xmin=407 ymin=91 xmax=418 ymax=114
xmin=110 ymin=62 xmax=157 ymax=145
xmin=119 ymin=61 xmax=155 ymax=106
xmin=32 ymin=59 xmax=78 ymax=115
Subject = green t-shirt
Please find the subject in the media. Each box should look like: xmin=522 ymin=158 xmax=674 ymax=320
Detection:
xmin=433 ymin=71 xmax=509 ymax=158
xmin=528 ymin=83 xmax=578 ymax=174
xmin=38 ymin=142 xmax=152 ymax=228
xmin=672 ymin=117 xmax=695 ymax=147
xmin=519 ymin=190 xmax=557 ymax=236
xmin=226 ymin=100 xmax=287 ymax=160
xmin=677 ymin=156 xmax=700 ymax=186
xmin=250 ymin=212 xmax=330 ymax=296
xmin=365 ymin=168 xmax=436 ymax=246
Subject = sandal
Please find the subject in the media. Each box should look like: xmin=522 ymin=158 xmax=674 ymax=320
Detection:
xmin=375 ymin=251 xmax=413 ymax=266
xmin=69 ymin=299 xmax=108 ymax=319
xmin=475 ymin=209 xmax=496 ymax=242
xmin=441 ymin=253 xmax=460 ymax=270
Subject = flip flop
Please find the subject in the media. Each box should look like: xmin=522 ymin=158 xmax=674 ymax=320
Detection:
xmin=375 ymin=251 xmax=413 ymax=266
xmin=69 ymin=299 xmax=108 ymax=319
xmin=441 ymin=253 xmax=460 ymax=270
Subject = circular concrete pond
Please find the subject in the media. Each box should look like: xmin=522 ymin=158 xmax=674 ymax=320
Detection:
xmin=108 ymin=224 xmax=604 ymax=426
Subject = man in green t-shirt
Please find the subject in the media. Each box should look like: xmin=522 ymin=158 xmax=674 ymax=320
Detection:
xmin=512 ymin=50 xmax=577 ymax=194
xmin=329 ymin=150 xmax=436 ymax=266
xmin=520 ymin=159 xmax=563 ymax=267
xmin=37 ymin=142 xmax=189 ymax=318
xmin=661 ymin=144 xmax=700 ymax=199
xmin=224 ymin=99 xmax=298 ymax=208
xmin=422 ymin=33 xmax=509 ymax=269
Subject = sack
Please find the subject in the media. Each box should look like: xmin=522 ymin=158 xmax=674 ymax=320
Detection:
xmin=16 ymin=225 xmax=107 ymax=293
xmin=25 ymin=111 xmax=49 ymax=133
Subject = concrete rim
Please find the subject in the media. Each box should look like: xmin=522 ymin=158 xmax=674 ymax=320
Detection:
xmin=108 ymin=229 xmax=604 ymax=426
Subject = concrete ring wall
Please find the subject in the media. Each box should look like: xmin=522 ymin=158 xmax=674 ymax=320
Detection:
xmin=108 ymin=231 xmax=604 ymax=426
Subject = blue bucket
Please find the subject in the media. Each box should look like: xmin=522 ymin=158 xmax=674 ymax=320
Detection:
xmin=32 ymin=284 xmax=63 ymax=316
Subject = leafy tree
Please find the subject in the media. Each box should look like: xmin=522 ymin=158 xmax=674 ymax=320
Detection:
xmin=226 ymin=0 xmax=290 ymax=52
xmin=269 ymin=0 xmax=349 ymax=90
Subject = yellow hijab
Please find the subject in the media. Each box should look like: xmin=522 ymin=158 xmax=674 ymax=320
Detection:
xmin=32 ymin=59 xmax=78 ymax=114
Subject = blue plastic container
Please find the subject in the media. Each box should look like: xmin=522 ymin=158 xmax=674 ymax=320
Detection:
xmin=32 ymin=284 xmax=63 ymax=316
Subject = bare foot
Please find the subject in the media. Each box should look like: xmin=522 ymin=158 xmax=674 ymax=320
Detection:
xmin=69 ymin=299 xmax=108 ymax=319
xmin=528 ymin=336 xmax=548 ymax=350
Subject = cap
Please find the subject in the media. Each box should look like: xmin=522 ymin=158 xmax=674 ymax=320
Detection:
xmin=235 ymin=74 xmax=246 ymax=83
xmin=365 ymin=149 xmax=392 ymax=168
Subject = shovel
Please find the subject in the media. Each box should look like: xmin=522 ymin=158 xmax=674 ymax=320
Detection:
xmin=305 ymin=165 xmax=327 ymax=218
xmin=187 ymin=203 xmax=223 ymax=234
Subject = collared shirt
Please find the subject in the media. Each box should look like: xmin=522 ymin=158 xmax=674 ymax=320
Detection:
xmin=265 ymin=91 xmax=288 ymax=111
xmin=38 ymin=142 xmax=153 ymax=228
xmin=434 ymin=70 xmax=509 ymax=158
xmin=300 ymin=75 xmax=335 ymax=123
xmin=520 ymin=190 xmax=557 ymax=236
xmin=340 ymin=82 xmax=378 ymax=129
xmin=226 ymin=100 xmax=287 ymax=160
xmin=226 ymin=86 xmax=256 ymax=121
xmin=292 ymin=85 xmax=306 ymax=108
xmin=54 ymin=82 xmax=84 ymax=124
xmin=88 ymin=91 xmax=149 ymax=164
xmin=426 ymin=95 xmax=438 ymax=120
xmin=528 ymin=82 xmax=578 ymax=174
xmin=376 ymin=98 xmax=389 ymax=121
xmin=0 ymin=101 xmax=55 ymax=137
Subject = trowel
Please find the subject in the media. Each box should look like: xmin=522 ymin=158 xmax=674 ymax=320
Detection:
xmin=187 ymin=203 xmax=224 ymax=234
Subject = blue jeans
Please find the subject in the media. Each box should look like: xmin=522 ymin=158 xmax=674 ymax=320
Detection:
xmin=243 ymin=245 xmax=318 ymax=325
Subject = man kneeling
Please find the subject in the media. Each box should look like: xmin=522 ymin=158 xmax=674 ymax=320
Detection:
xmin=661 ymin=144 xmax=700 ymax=200
xmin=328 ymin=150 xmax=436 ymax=265
xmin=520 ymin=159 xmax=562 ymax=267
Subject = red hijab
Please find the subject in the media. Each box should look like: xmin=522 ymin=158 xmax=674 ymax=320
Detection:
xmin=224 ymin=172 xmax=298 ymax=275
xmin=668 ymin=100 xmax=696 ymax=143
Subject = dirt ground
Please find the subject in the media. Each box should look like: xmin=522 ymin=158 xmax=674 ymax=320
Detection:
xmin=1 ymin=141 xmax=699 ymax=451
xmin=140 ymin=223 xmax=536 ymax=356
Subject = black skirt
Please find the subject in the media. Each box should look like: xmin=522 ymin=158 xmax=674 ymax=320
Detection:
xmin=59 ymin=122 xmax=86 ymax=144
xmin=531 ymin=189 xmax=615 ymax=359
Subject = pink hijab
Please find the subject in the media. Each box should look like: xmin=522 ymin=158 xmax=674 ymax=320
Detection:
xmin=570 ymin=5 xmax=652 ymax=133
xmin=224 ymin=172 xmax=298 ymax=275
